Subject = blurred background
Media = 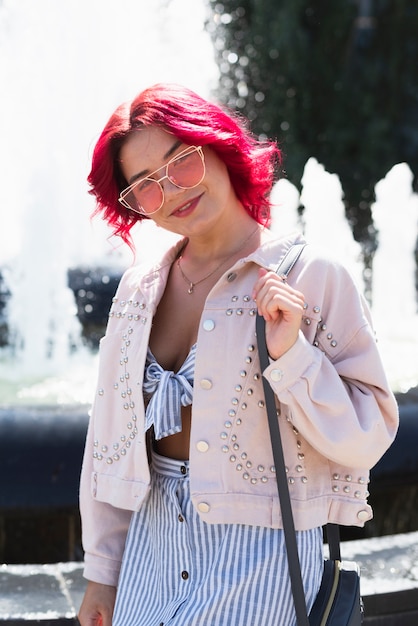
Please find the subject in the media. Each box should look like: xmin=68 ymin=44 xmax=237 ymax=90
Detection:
xmin=0 ymin=0 xmax=417 ymax=564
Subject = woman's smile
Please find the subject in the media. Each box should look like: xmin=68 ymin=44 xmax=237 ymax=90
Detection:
xmin=170 ymin=193 xmax=203 ymax=218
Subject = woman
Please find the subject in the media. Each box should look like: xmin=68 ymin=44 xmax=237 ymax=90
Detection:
xmin=78 ymin=83 xmax=398 ymax=626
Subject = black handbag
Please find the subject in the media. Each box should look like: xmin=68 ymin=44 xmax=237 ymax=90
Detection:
xmin=256 ymin=243 xmax=364 ymax=625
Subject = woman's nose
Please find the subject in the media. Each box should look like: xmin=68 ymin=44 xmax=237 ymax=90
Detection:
xmin=160 ymin=175 xmax=183 ymax=197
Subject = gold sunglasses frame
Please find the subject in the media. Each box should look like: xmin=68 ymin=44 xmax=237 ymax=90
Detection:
xmin=118 ymin=145 xmax=205 ymax=215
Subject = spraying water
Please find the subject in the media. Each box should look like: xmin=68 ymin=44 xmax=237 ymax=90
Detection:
xmin=271 ymin=161 xmax=418 ymax=393
xmin=0 ymin=0 xmax=218 ymax=403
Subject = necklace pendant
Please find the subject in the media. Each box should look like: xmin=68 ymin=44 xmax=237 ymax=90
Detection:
xmin=188 ymin=283 xmax=194 ymax=295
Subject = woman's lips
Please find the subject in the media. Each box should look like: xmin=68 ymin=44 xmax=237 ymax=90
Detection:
xmin=171 ymin=194 xmax=202 ymax=217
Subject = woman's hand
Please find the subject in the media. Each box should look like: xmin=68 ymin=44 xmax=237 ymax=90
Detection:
xmin=78 ymin=581 xmax=116 ymax=626
xmin=252 ymin=268 xmax=306 ymax=360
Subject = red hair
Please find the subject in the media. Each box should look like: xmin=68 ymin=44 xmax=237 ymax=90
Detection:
xmin=88 ymin=83 xmax=282 ymax=247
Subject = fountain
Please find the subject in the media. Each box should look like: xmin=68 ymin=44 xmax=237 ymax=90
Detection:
xmin=0 ymin=0 xmax=219 ymax=576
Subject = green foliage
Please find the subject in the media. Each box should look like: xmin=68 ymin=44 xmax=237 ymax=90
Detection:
xmin=207 ymin=0 xmax=418 ymax=245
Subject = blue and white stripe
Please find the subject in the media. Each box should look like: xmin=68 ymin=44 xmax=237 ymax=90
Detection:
xmin=143 ymin=345 xmax=196 ymax=440
xmin=113 ymin=451 xmax=323 ymax=626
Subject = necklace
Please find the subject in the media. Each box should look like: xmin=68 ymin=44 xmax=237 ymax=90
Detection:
xmin=177 ymin=226 xmax=259 ymax=294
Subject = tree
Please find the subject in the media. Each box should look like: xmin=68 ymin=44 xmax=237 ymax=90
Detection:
xmin=207 ymin=0 xmax=418 ymax=247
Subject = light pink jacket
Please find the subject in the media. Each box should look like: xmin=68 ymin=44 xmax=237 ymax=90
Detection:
xmin=79 ymin=232 xmax=398 ymax=585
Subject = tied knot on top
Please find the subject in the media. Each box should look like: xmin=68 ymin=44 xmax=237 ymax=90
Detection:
xmin=143 ymin=345 xmax=196 ymax=440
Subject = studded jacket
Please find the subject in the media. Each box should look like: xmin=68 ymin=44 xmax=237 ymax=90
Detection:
xmin=79 ymin=231 xmax=399 ymax=586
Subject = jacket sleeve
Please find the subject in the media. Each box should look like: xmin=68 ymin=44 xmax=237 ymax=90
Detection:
xmin=79 ymin=408 xmax=132 ymax=586
xmin=262 ymin=255 xmax=399 ymax=469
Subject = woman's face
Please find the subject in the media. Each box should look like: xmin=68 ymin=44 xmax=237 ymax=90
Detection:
xmin=118 ymin=126 xmax=238 ymax=237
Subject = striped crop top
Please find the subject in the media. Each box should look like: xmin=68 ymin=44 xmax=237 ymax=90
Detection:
xmin=143 ymin=344 xmax=196 ymax=440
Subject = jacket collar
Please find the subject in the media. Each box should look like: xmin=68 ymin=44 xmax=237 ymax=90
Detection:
xmin=129 ymin=229 xmax=306 ymax=303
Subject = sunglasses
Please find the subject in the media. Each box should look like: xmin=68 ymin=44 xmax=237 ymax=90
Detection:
xmin=118 ymin=145 xmax=205 ymax=216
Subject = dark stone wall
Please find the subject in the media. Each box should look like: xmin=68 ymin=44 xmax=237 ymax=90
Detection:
xmin=0 ymin=394 xmax=417 ymax=563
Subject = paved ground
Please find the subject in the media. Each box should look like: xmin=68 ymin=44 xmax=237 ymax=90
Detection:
xmin=1 ymin=531 xmax=418 ymax=624
xmin=0 ymin=561 xmax=84 ymax=625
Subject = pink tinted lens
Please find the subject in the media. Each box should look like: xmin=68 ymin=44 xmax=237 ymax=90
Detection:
xmin=127 ymin=178 xmax=163 ymax=214
xmin=167 ymin=148 xmax=204 ymax=187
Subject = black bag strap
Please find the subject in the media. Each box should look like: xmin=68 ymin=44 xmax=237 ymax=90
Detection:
xmin=256 ymin=242 xmax=342 ymax=625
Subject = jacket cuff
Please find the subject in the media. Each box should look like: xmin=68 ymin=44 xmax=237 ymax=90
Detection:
xmin=262 ymin=332 xmax=319 ymax=393
xmin=83 ymin=553 xmax=121 ymax=587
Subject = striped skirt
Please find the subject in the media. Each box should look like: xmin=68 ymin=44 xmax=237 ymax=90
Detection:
xmin=112 ymin=451 xmax=323 ymax=626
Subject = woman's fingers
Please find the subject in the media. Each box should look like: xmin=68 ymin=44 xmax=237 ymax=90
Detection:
xmin=253 ymin=268 xmax=306 ymax=359
xmin=253 ymin=269 xmax=305 ymax=322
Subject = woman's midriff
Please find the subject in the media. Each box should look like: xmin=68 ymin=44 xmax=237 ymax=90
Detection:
xmin=153 ymin=405 xmax=192 ymax=460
